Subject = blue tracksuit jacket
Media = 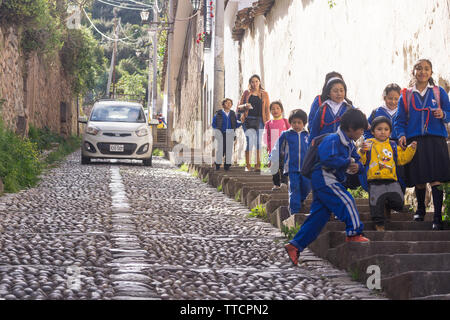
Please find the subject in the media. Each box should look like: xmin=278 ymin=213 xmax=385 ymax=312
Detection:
xmin=211 ymin=109 xmax=242 ymax=132
xmin=309 ymin=101 xmax=354 ymax=142
xmin=310 ymin=127 xmax=364 ymax=190
xmin=307 ymin=95 xmax=321 ymax=133
xmin=289 ymin=127 xmax=365 ymax=250
xmin=270 ymin=129 xmax=311 ymax=213
xmin=394 ymin=86 xmax=450 ymax=140
xmin=364 ymin=106 xmax=398 ymax=140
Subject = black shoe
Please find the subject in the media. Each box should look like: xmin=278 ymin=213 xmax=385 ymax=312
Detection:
xmin=414 ymin=210 xmax=425 ymax=221
xmin=224 ymin=165 xmax=231 ymax=171
xmin=432 ymin=223 xmax=443 ymax=231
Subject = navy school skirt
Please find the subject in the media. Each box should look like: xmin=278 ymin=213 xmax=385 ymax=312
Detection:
xmin=405 ymin=135 xmax=450 ymax=187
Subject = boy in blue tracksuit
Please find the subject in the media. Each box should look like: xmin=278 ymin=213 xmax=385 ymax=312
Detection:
xmin=270 ymin=109 xmax=311 ymax=214
xmin=212 ymin=98 xmax=242 ymax=170
xmin=285 ymin=109 xmax=370 ymax=266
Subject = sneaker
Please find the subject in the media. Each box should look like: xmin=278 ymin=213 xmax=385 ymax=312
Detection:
xmin=345 ymin=234 xmax=370 ymax=242
xmin=375 ymin=225 xmax=385 ymax=232
xmin=284 ymin=243 xmax=300 ymax=266
xmin=272 ymin=185 xmax=281 ymax=191
xmin=432 ymin=223 xmax=443 ymax=231
xmin=414 ymin=210 xmax=425 ymax=221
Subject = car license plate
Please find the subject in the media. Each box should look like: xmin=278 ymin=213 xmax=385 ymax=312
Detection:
xmin=110 ymin=144 xmax=124 ymax=152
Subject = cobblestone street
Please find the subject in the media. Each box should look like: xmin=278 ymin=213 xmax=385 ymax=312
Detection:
xmin=0 ymin=151 xmax=385 ymax=300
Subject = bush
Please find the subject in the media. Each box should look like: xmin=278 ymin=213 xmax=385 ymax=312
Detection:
xmin=0 ymin=120 xmax=42 ymax=193
xmin=439 ymin=183 xmax=450 ymax=222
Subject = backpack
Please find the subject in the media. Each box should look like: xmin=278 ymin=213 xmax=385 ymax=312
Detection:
xmin=318 ymin=101 xmax=352 ymax=130
xmin=400 ymin=86 xmax=441 ymax=116
xmin=300 ymin=133 xmax=332 ymax=179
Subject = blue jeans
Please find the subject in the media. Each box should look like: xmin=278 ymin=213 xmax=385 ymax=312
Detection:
xmin=243 ymin=117 xmax=264 ymax=151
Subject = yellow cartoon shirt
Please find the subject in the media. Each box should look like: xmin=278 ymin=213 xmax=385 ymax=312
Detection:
xmin=358 ymin=138 xmax=416 ymax=181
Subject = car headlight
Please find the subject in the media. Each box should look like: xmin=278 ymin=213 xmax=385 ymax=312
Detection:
xmin=135 ymin=126 xmax=149 ymax=137
xmin=86 ymin=125 xmax=100 ymax=135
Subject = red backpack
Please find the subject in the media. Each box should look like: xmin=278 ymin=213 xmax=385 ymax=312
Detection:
xmin=400 ymin=86 xmax=441 ymax=129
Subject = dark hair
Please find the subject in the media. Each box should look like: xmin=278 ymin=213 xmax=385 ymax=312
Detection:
xmin=248 ymin=74 xmax=264 ymax=91
xmin=269 ymin=100 xmax=284 ymax=112
xmin=370 ymin=116 xmax=392 ymax=133
xmin=382 ymin=83 xmax=401 ymax=97
xmin=320 ymin=78 xmax=353 ymax=106
xmin=221 ymin=98 xmax=233 ymax=106
xmin=321 ymin=71 xmax=344 ymax=93
xmin=409 ymin=59 xmax=435 ymax=87
xmin=340 ymin=108 xmax=368 ymax=131
xmin=288 ymin=109 xmax=308 ymax=125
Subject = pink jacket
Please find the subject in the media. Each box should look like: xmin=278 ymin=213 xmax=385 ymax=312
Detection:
xmin=264 ymin=118 xmax=290 ymax=153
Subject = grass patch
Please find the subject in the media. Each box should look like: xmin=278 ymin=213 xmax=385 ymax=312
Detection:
xmin=202 ymin=175 xmax=208 ymax=183
xmin=152 ymin=148 xmax=165 ymax=156
xmin=440 ymin=183 xmax=450 ymax=222
xmin=235 ymin=189 xmax=241 ymax=202
xmin=248 ymin=204 xmax=267 ymax=221
xmin=177 ymin=163 xmax=189 ymax=172
xmin=217 ymin=184 xmax=223 ymax=192
xmin=0 ymin=121 xmax=81 ymax=193
xmin=348 ymin=186 xmax=369 ymax=199
xmin=192 ymin=170 xmax=198 ymax=178
xmin=281 ymin=223 xmax=301 ymax=241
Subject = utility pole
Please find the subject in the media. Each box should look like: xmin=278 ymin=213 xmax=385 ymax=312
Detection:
xmin=106 ymin=8 xmax=118 ymax=98
xmin=213 ymin=0 xmax=224 ymax=113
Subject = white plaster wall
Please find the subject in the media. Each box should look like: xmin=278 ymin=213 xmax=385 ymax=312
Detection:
xmin=227 ymin=0 xmax=450 ymax=117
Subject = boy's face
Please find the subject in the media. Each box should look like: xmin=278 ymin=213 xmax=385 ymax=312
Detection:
xmin=290 ymin=118 xmax=304 ymax=132
xmin=372 ymin=122 xmax=391 ymax=142
xmin=223 ymin=100 xmax=232 ymax=111
xmin=345 ymin=127 xmax=364 ymax=141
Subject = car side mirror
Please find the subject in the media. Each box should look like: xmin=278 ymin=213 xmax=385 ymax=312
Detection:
xmin=78 ymin=116 xmax=88 ymax=124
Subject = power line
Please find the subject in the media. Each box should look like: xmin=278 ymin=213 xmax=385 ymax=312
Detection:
xmin=95 ymin=0 xmax=153 ymax=11
xmin=81 ymin=7 xmax=139 ymax=45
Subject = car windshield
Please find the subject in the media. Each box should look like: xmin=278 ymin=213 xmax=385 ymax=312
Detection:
xmin=90 ymin=105 xmax=145 ymax=123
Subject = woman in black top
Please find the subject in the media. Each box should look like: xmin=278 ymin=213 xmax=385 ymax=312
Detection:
xmin=238 ymin=74 xmax=270 ymax=171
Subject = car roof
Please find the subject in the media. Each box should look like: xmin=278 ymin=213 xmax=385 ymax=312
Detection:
xmin=94 ymin=100 xmax=143 ymax=108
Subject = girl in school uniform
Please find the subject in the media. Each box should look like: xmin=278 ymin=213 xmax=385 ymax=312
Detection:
xmin=307 ymin=71 xmax=344 ymax=133
xmin=309 ymin=77 xmax=355 ymax=142
xmin=362 ymin=84 xmax=406 ymax=192
xmin=393 ymin=59 xmax=450 ymax=230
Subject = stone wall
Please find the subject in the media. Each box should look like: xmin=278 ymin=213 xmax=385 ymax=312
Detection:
xmin=173 ymin=14 xmax=205 ymax=150
xmin=0 ymin=25 xmax=77 ymax=136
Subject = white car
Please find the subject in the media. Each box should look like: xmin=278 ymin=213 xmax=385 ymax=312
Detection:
xmin=80 ymin=100 xmax=153 ymax=166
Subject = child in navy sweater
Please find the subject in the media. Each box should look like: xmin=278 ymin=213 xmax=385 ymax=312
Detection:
xmin=393 ymin=59 xmax=450 ymax=230
xmin=270 ymin=109 xmax=311 ymax=214
xmin=212 ymin=98 xmax=241 ymax=170
xmin=285 ymin=109 xmax=370 ymax=266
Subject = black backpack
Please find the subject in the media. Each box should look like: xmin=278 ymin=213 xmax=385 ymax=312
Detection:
xmin=300 ymin=133 xmax=332 ymax=179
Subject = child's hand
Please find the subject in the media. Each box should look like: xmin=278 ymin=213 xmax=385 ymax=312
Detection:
xmin=361 ymin=141 xmax=372 ymax=152
xmin=408 ymin=141 xmax=417 ymax=150
xmin=432 ymin=109 xmax=444 ymax=119
xmin=347 ymin=163 xmax=359 ymax=174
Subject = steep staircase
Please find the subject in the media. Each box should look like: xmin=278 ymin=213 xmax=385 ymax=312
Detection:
xmin=189 ymin=164 xmax=450 ymax=300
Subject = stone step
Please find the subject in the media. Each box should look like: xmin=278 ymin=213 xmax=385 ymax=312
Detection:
xmin=327 ymin=241 xmax=450 ymax=270
xmin=350 ymin=253 xmax=450 ymax=281
xmin=329 ymin=230 xmax=450 ymax=243
xmin=382 ymin=271 xmax=450 ymax=300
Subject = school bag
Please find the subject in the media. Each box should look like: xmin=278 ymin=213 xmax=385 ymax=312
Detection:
xmin=318 ymin=101 xmax=352 ymax=130
xmin=400 ymin=86 xmax=441 ymax=118
xmin=300 ymin=133 xmax=332 ymax=179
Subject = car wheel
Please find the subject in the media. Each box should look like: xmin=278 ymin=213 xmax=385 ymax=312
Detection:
xmin=143 ymin=156 xmax=152 ymax=167
xmin=81 ymin=155 xmax=91 ymax=165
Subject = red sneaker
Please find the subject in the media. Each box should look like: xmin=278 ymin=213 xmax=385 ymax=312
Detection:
xmin=345 ymin=234 xmax=370 ymax=242
xmin=284 ymin=243 xmax=300 ymax=266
